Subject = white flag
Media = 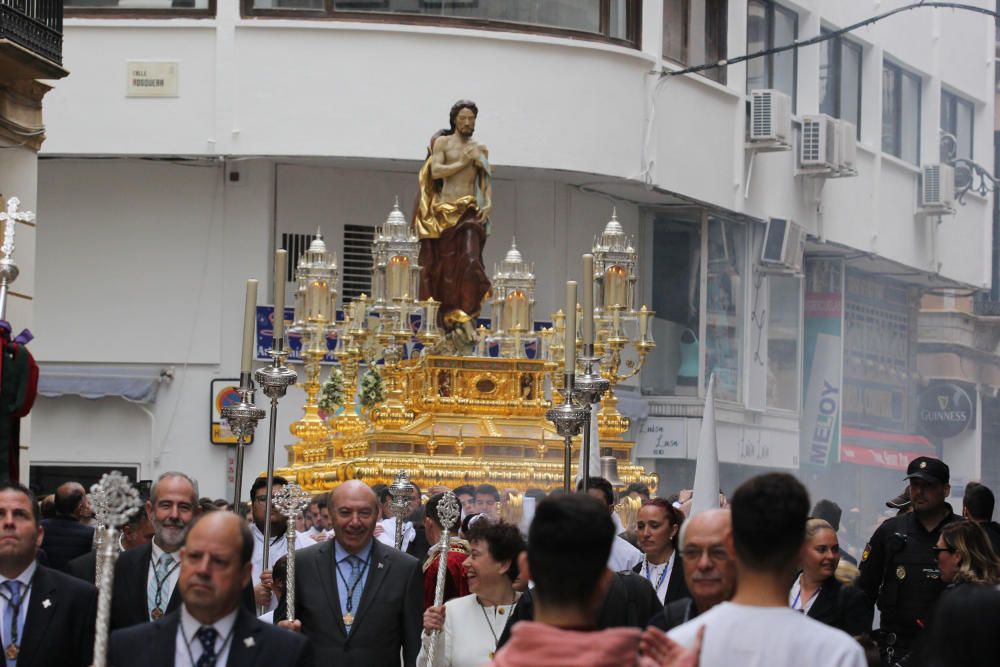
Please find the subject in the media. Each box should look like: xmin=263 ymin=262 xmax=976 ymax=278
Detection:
xmin=691 ymin=374 xmax=720 ymax=517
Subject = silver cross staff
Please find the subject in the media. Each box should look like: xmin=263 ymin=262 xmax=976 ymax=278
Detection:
xmin=0 ymin=197 xmax=32 ymax=321
xmin=272 ymin=483 xmax=312 ymax=622
xmin=425 ymin=492 xmax=461 ymax=667
xmin=91 ymin=472 xmax=142 ymax=667
xmin=89 ymin=487 xmax=113 ymax=589
xmin=388 ymin=471 xmax=417 ymax=551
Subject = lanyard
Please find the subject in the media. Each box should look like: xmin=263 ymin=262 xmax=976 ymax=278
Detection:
xmin=178 ymin=621 xmax=236 ymax=667
xmin=644 ymin=553 xmax=674 ymax=595
xmin=335 ymin=550 xmax=373 ymax=615
xmin=791 ymin=578 xmax=821 ymax=613
xmin=153 ymin=555 xmax=180 ymax=611
xmin=0 ymin=580 xmax=31 ymax=656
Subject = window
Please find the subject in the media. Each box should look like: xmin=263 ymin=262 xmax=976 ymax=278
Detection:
xmin=342 ymin=225 xmax=375 ymax=303
xmin=746 ymin=0 xmax=797 ymax=105
xmin=663 ymin=0 xmax=689 ymax=63
xmin=706 ymin=217 xmax=746 ymax=402
xmin=941 ymin=91 xmax=974 ymax=161
xmin=662 ymin=0 xmax=728 ymax=83
xmin=819 ymin=29 xmax=862 ymax=137
xmin=246 ymin=0 xmax=640 ymax=45
xmin=882 ymin=62 xmax=921 ymax=164
xmin=65 ymin=0 xmax=212 ymax=13
xmin=766 ymin=275 xmax=801 ymax=411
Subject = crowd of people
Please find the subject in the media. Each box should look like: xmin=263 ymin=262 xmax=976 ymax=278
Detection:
xmin=1 ymin=454 xmax=999 ymax=665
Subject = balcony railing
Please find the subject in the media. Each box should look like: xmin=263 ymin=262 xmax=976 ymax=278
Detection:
xmin=0 ymin=0 xmax=63 ymax=66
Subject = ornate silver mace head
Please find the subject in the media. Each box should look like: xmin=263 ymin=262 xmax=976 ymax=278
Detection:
xmin=272 ymin=482 xmax=312 ymax=520
xmin=388 ymin=470 xmax=416 ymax=518
xmin=90 ymin=471 xmax=142 ymax=529
xmin=221 ymin=387 xmax=266 ymax=441
xmin=255 ymin=349 xmax=298 ymax=401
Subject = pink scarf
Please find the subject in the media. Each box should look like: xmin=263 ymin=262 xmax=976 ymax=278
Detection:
xmin=489 ymin=621 xmax=659 ymax=667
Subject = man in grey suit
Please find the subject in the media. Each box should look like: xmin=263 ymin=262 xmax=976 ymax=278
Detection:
xmin=279 ymin=480 xmax=423 ymax=666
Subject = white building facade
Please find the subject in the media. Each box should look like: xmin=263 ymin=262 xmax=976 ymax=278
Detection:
xmin=31 ymin=1 xmax=995 ymax=521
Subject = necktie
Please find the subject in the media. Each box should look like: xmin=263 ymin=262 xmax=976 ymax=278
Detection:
xmin=194 ymin=626 xmax=219 ymax=667
xmin=2 ymin=581 xmax=23 ymax=667
xmin=345 ymin=555 xmax=364 ymax=630
xmin=148 ymin=553 xmax=174 ymax=619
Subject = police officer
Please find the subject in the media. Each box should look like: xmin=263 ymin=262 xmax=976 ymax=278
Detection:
xmin=858 ymin=457 xmax=960 ymax=666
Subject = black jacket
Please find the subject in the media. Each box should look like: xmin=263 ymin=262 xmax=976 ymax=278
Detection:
xmin=39 ymin=516 xmax=94 ymax=572
xmin=631 ymin=555 xmax=691 ymax=605
xmin=647 ymin=597 xmax=700 ymax=632
xmin=980 ymin=521 xmax=1000 ymax=557
xmin=807 ymin=576 xmax=873 ymax=637
xmin=497 ymin=570 xmax=663 ymax=648
xmin=109 ymin=606 xmax=311 ymax=667
xmin=67 ymin=549 xmax=96 ymax=584
xmin=17 ymin=564 xmax=98 ymax=667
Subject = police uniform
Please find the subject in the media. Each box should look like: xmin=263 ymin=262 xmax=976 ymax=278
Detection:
xmin=857 ymin=457 xmax=960 ymax=664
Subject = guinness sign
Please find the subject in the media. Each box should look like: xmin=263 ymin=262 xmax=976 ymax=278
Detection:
xmin=918 ymin=382 xmax=975 ymax=439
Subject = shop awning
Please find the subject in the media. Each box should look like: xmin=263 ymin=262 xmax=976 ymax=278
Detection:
xmin=839 ymin=426 xmax=936 ymax=471
xmin=38 ymin=364 xmax=170 ymax=404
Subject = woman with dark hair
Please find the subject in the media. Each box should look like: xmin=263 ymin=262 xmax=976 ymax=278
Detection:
xmin=631 ymin=499 xmax=689 ymax=605
xmin=935 ymin=520 xmax=1000 ymax=586
xmin=418 ymin=521 xmax=526 ymax=667
xmin=790 ymin=518 xmax=871 ymax=636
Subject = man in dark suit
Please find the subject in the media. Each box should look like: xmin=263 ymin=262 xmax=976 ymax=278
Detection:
xmin=39 ymin=481 xmax=95 ymax=572
xmin=68 ymin=502 xmax=154 ymax=584
xmin=0 ymin=481 xmax=97 ymax=666
xmin=279 ymin=480 xmax=423 ymax=666
xmin=109 ymin=510 xmax=310 ymax=667
xmin=110 ymin=471 xmax=198 ymax=629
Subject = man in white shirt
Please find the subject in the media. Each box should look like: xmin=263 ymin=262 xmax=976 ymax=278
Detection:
xmin=667 ymin=473 xmax=866 ymax=667
xmin=578 ymin=477 xmax=642 ymax=572
xmin=109 ymin=511 xmax=310 ymax=666
xmin=250 ymin=475 xmax=290 ymax=612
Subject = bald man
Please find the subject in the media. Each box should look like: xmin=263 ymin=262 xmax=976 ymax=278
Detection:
xmin=40 ymin=481 xmax=95 ymax=571
xmin=109 ymin=511 xmax=310 ymax=667
xmin=279 ymin=480 xmax=423 ymax=666
xmin=649 ymin=509 xmax=736 ymax=631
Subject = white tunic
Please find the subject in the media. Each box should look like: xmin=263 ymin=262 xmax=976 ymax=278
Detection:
xmin=416 ymin=594 xmax=516 ymax=667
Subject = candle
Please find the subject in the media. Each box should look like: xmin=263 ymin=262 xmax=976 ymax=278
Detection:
xmin=639 ymin=305 xmax=649 ymax=338
xmin=273 ymin=250 xmax=287 ymax=344
xmin=582 ymin=254 xmax=594 ymax=346
xmin=240 ymin=279 xmax=258 ymax=375
xmin=564 ymin=281 xmax=577 ymax=374
xmin=612 ymin=306 xmax=621 ymax=338
xmin=605 ymin=265 xmax=628 ymax=309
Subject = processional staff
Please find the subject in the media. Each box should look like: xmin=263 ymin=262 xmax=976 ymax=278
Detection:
xmin=272 ymin=482 xmax=312 ymax=622
xmin=389 ymin=470 xmax=417 ymax=551
xmin=91 ymin=471 xmax=142 ymax=667
xmin=425 ymin=491 xmax=460 ymax=667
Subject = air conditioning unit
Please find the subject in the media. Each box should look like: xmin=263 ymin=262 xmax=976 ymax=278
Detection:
xmin=834 ymin=120 xmax=858 ymax=177
xmin=920 ymin=164 xmax=956 ymax=214
xmin=760 ymin=218 xmax=805 ymax=274
xmin=799 ymin=114 xmax=838 ymax=174
xmin=749 ymin=89 xmax=792 ymax=147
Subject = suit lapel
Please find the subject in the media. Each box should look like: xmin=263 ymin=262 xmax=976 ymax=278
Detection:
xmin=17 ymin=566 xmax=57 ymax=666
xmin=225 ymin=608 xmax=262 ymax=667
xmin=807 ymin=580 xmax=836 ymax=621
xmin=134 ymin=543 xmax=154 ymax=622
xmin=316 ymin=542 xmax=346 ymax=636
xmin=155 ymin=614 xmax=180 ymax=667
xmin=350 ymin=541 xmax=390 ymax=635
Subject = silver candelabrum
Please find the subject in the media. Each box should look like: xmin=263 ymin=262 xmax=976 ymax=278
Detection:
xmin=254 ymin=340 xmax=297 ymax=595
xmin=222 ymin=372 xmax=266 ymax=511
xmin=572 ymin=346 xmax=610 ymax=493
xmin=272 ymin=483 xmax=312 ymax=622
xmin=425 ymin=491 xmax=461 ymax=667
xmin=545 ymin=373 xmax=590 ymax=492
xmin=91 ymin=472 xmax=143 ymax=667
xmin=388 ymin=470 xmax=416 ymax=551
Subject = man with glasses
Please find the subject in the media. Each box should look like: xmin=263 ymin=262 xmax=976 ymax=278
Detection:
xmin=249 ymin=476 xmax=288 ymax=613
xmin=858 ymin=456 xmax=960 ymax=666
xmin=649 ymin=509 xmax=735 ymax=631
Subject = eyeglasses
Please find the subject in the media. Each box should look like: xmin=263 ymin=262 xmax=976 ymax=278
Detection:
xmin=931 ymin=545 xmax=956 ymax=556
xmin=680 ymin=546 xmax=730 ymax=563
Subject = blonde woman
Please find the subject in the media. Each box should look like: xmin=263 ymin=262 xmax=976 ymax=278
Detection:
xmin=789 ymin=518 xmax=871 ymax=636
xmin=934 ymin=520 xmax=1000 ymax=586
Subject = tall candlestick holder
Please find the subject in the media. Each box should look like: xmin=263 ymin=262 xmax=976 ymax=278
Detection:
xmin=388 ymin=470 xmax=416 ymax=551
xmin=254 ymin=340 xmax=297 ymax=594
xmin=573 ymin=346 xmax=610 ymax=492
xmin=545 ymin=373 xmax=589 ymax=492
xmin=91 ymin=471 xmax=142 ymax=667
xmin=223 ymin=372 xmax=266 ymax=510
xmin=272 ymin=482 xmax=312 ymax=622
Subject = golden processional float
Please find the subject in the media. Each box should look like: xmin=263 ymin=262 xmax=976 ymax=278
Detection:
xmin=273 ymin=206 xmax=658 ymax=499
